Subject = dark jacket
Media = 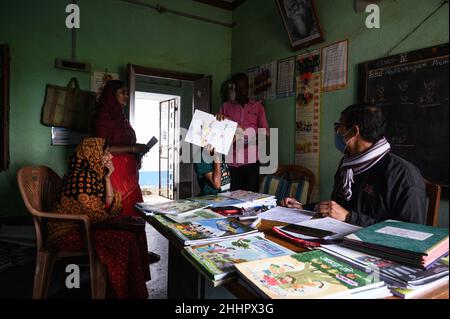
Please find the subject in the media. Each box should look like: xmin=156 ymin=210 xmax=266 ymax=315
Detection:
xmin=331 ymin=153 xmax=427 ymax=227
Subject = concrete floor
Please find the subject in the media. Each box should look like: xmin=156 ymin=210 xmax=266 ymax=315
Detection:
xmin=145 ymin=222 xmax=169 ymax=299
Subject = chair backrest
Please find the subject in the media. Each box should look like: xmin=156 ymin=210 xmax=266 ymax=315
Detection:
xmin=17 ymin=166 xmax=63 ymax=250
xmin=425 ymin=180 xmax=441 ymax=227
xmin=273 ymin=164 xmax=315 ymax=204
xmin=17 ymin=166 xmax=62 ymax=215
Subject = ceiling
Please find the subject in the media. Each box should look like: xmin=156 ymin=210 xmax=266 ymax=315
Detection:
xmin=193 ymin=0 xmax=246 ymax=10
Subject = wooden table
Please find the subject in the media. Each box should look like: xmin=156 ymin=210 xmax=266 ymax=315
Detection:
xmin=141 ymin=212 xmax=449 ymax=299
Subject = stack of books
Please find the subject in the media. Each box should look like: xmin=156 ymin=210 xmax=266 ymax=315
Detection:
xmin=234 ymin=250 xmax=391 ymax=299
xmin=219 ymin=190 xmax=277 ymax=209
xmin=136 ymin=199 xmax=207 ymax=216
xmin=165 ymin=217 xmax=261 ymax=246
xmin=320 ymin=244 xmax=449 ymax=299
xmin=343 ymin=220 xmax=449 ymax=268
xmin=186 ymin=195 xmax=245 ymax=208
xmin=163 ymin=208 xmax=224 ymax=224
xmin=183 ymin=236 xmax=293 ymax=284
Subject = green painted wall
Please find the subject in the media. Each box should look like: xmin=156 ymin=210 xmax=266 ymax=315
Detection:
xmin=231 ymin=0 xmax=449 ymax=227
xmin=0 ymin=0 xmax=232 ymax=217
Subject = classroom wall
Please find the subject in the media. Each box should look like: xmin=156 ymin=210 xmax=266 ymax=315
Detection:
xmin=0 ymin=0 xmax=232 ymax=217
xmin=231 ymin=0 xmax=449 ymax=227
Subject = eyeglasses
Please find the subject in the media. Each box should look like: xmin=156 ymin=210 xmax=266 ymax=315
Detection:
xmin=333 ymin=122 xmax=345 ymax=131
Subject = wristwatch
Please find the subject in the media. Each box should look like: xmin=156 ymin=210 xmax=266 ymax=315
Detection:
xmin=345 ymin=211 xmax=352 ymax=223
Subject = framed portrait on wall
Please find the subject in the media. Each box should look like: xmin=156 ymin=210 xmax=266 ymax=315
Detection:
xmin=0 ymin=44 xmax=10 ymax=171
xmin=275 ymin=0 xmax=324 ymax=51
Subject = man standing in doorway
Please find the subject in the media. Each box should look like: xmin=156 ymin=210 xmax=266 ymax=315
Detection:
xmin=218 ymin=73 xmax=269 ymax=192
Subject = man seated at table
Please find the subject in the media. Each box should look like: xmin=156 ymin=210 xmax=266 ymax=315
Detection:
xmin=194 ymin=145 xmax=231 ymax=196
xmin=282 ymin=102 xmax=427 ymax=227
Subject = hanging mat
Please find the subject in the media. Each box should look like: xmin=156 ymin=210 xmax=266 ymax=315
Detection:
xmin=42 ymin=77 xmax=96 ymax=133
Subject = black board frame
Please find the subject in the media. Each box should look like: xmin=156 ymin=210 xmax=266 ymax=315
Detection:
xmin=358 ymin=43 xmax=449 ymax=198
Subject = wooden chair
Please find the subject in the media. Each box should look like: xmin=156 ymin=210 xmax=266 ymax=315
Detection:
xmin=425 ymin=180 xmax=441 ymax=227
xmin=17 ymin=165 xmax=107 ymax=299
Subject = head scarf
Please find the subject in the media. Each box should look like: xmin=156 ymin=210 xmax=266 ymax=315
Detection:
xmin=94 ymin=80 xmax=136 ymax=146
xmin=48 ymin=138 xmax=121 ymax=245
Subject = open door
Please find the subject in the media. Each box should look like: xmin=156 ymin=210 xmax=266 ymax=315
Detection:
xmin=178 ymin=75 xmax=212 ymax=198
xmin=127 ymin=63 xmax=210 ymax=200
xmin=159 ymin=98 xmax=178 ymax=200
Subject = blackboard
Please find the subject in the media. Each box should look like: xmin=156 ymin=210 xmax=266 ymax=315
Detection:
xmin=358 ymin=44 xmax=449 ymax=191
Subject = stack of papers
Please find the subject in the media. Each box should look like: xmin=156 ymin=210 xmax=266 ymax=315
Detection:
xmin=257 ymin=206 xmax=315 ymax=224
xmin=274 ymin=217 xmax=362 ymax=243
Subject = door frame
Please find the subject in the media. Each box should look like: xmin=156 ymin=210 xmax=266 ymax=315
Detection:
xmin=127 ymin=64 xmax=211 ymax=199
xmin=127 ymin=64 xmax=205 ymax=124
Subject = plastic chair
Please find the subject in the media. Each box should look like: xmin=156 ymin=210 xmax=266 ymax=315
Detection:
xmin=17 ymin=165 xmax=107 ymax=299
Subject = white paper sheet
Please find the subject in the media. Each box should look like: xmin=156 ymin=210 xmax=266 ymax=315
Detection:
xmin=295 ymin=217 xmax=361 ymax=240
xmin=185 ymin=110 xmax=238 ymax=155
xmin=258 ymin=206 xmax=315 ymax=224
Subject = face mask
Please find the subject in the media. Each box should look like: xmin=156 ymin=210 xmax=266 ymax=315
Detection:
xmin=334 ymin=129 xmax=352 ymax=154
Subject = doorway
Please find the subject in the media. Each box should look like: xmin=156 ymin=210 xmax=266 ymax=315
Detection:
xmin=128 ymin=64 xmax=212 ymax=201
xmin=134 ymin=92 xmax=180 ymax=202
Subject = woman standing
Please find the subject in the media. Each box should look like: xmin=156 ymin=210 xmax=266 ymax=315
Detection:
xmin=94 ymin=80 xmax=149 ymax=216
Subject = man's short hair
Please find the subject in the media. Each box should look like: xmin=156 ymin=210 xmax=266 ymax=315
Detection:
xmin=231 ymin=73 xmax=248 ymax=84
xmin=341 ymin=103 xmax=386 ymax=143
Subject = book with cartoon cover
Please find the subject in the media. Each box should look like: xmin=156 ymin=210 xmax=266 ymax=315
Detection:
xmin=184 ymin=236 xmax=293 ymax=281
xmin=165 ymin=209 xmax=224 ymax=224
xmin=234 ymin=250 xmax=386 ymax=299
xmin=167 ymin=217 xmax=260 ymax=246
xmin=186 ymin=195 xmax=245 ymax=208
xmin=136 ymin=199 xmax=207 ymax=215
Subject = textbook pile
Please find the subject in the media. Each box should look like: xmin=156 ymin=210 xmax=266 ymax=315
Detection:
xmin=320 ymin=244 xmax=449 ymax=299
xmin=136 ymin=196 xmax=449 ymax=299
xmin=343 ymin=220 xmax=449 ymax=268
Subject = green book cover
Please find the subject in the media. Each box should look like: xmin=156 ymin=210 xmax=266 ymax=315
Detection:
xmin=346 ymin=221 xmax=448 ymax=255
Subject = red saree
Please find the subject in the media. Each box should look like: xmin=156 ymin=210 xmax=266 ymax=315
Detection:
xmin=48 ymin=138 xmax=150 ymax=299
xmin=94 ymin=81 xmax=142 ymax=217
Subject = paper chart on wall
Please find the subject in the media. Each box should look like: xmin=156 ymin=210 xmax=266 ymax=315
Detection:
xmin=185 ymin=110 xmax=238 ymax=155
xmin=295 ymin=71 xmax=321 ymax=202
xmin=322 ymin=40 xmax=348 ymax=92
xmin=277 ymin=57 xmax=296 ymax=98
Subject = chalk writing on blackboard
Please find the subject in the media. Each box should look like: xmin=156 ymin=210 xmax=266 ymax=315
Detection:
xmin=358 ymin=44 xmax=449 ymax=189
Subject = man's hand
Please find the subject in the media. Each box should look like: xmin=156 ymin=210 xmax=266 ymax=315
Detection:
xmin=315 ymin=201 xmax=349 ymax=222
xmin=281 ymin=197 xmax=303 ymax=209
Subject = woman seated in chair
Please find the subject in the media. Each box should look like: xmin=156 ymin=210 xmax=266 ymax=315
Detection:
xmin=47 ymin=137 xmax=150 ymax=299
